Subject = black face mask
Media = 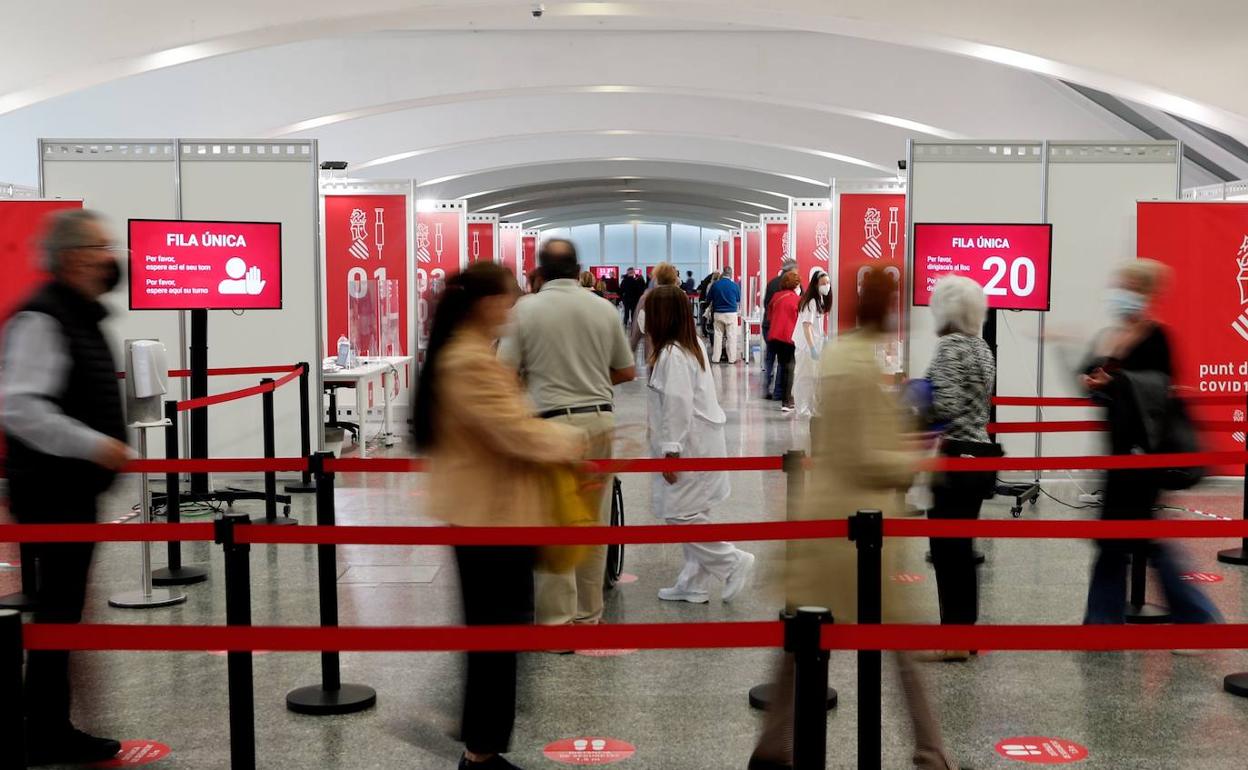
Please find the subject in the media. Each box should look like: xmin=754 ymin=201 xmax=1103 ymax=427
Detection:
xmin=101 ymin=260 xmax=122 ymax=292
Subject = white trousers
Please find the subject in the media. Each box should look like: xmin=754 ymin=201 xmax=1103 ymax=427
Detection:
xmin=712 ymin=312 xmax=740 ymax=363
xmin=664 ymin=509 xmax=746 ymax=593
xmin=792 ymin=348 xmax=819 ymax=417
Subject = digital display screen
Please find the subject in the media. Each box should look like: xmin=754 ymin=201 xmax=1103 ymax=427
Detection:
xmin=128 ymin=219 xmax=282 ymax=310
xmin=912 ymin=223 xmax=1052 ymax=311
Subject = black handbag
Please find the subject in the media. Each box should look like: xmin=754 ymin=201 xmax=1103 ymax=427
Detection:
xmin=937 ymin=438 xmax=1004 ymax=499
xmin=1157 ymin=396 xmax=1204 ymax=490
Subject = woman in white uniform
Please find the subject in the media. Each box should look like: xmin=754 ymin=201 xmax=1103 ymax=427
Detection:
xmin=644 ymin=284 xmax=755 ymax=603
xmin=791 ymin=268 xmax=831 ymax=417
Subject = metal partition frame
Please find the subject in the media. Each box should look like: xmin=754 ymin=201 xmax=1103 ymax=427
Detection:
xmin=466 ymin=212 xmax=500 ymax=264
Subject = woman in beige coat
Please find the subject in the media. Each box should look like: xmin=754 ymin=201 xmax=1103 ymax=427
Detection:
xmin=414 ymin=262 xmax=585 ymax=770
xmin=751 ymin=266 xmax=961 ymax=770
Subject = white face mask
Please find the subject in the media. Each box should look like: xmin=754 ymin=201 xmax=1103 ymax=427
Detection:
xmin=794 ymin=286 xmax=802 ymax=295
xmin=818 ymin=283 xmax=831 ymax=296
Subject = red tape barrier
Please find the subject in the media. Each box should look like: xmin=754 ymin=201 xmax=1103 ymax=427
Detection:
xmin=176 ymin=367 xmax=302 ymax=413
xmin=987 ymin=419 xmax=1245 ymax=434
xmin=121 ymin=458 xmax=308 ymax=474
xmin=995 ymin=394 xmax=1245 ymax=408
xmin=5 ymin=517 xmax=1248 ymax=546
xmin=923 ymin=449 xmax=1247 ymax=472
xmin=118 ymin=365 xmax=301 ymax=380
xmin=321 ymin=456 xmax=784 ymax=474
xmin=21 ymin=621 xmax=1248 ymax=653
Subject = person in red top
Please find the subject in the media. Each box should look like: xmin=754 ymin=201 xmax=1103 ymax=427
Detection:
xmin=766 ymin=270 xmax=801 ymax=412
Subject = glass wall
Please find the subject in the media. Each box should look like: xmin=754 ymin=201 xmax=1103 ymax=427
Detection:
xmin=570 ymin=224 xmax=600 ymax=265
xmin=534 ymin=221 xmax=732 ymax=281
xmin=603 ymin=224 xmax=634 ymax=265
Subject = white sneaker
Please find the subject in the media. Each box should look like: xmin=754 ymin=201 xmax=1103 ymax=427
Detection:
xmin=780 ymin=403 xmax=794 ymax=413
xmin=658 ymin=586 xmax=710 ymax=603
xmin=722 ymin=551 xmax=756 ymax=602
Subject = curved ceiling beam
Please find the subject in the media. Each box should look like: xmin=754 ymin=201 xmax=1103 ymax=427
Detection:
xmin=266 ymin=84 xmax=961 ymax=140
xmin=484 ymin=191 xmax=783 ymax=217
xmin=459 ymin=175 xmax=798 ymax=205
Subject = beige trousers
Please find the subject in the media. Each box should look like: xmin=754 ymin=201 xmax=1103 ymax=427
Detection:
xmin=536 ymin=410 xmax=615 ymax=625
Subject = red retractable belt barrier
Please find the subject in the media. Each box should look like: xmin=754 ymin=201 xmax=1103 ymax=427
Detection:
xmin=0 ymin=523 xmax=215 ymax=544
xmin=994 ymin=394 xmax=1245 ymax=408
xmin=21 ymin=621 xmax=1248 ymax=654
xmin=923 ymin=449 xmax=1246 ymax=472
xmin=988 ymin=420 xmax=1245 ymax=434
xmin=121 ymin=458 xmax=308 ymax=474
xmin=320 ymin=456 xmax=783 ymax=475
xmin=883 ymin=518 xmax=1248 ymax=539
xmin=176 ymin=367 xmax=302 ymax=412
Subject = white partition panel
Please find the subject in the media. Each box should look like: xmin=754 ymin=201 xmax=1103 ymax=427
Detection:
xmin=1041 ymin=142 xmax=1180 ymax=458
xmin=40 ymin=140 xmax=180 ymax=458
xmin=177 ymin=140 xmax=320 ymax=459
xmin=907 ymin=142 xmax=1045 ymax=457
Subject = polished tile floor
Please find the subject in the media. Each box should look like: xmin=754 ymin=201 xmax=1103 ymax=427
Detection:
xmin=3 ymin=358 xmax=1248 ymax=768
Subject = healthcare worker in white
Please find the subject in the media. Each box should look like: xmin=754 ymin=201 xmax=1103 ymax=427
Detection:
xmin=791 ymin=268 xmax=831 ymax=418
xmin=643 ymin=284 xmax=755 ymax=603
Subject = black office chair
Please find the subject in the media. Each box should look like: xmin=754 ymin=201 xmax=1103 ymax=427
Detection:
xmin=324 ymin=381 xmax=360 ymax=445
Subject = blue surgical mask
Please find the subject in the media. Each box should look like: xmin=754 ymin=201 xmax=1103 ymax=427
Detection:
xmin=1105 ymin=288 xmax=1146 ymax=320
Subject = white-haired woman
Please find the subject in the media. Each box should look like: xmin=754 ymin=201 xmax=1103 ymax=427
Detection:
xmin=923 ymin=276 xmax=995 ymax=661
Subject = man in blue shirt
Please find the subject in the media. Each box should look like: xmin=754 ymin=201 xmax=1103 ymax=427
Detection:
xmin=706 ymin=267 xmax=742 ymax=364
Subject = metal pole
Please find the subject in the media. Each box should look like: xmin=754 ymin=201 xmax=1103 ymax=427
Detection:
xmin=285 ymin=362 xmax=316 ymax=493
xmin=153 ymin=401 xmax=207 ymax=586
xmin=189 ymin=308 xmax=209 ymax=495
xmin=790 ymin=606 xmax=832 ymax=770
xmin=0 ymin=609 xmax=25 ymax=768
xmin=253 ymin=380 xmax=295 ymax=526
xmin=1125 ymin=545 xmax=1169 ymax=623
xmin=850 ymin=510 xmax=883 ymax=770
xmin=286 ymin=453 xmax=376 ymax=714
xmin=0 ymin=546 xmax=38 ymax=610
xmin=1218 ymin=389 xmax=1248 ymax=565
xmin=217 ymin=512 xmax=255 ymax=770
xmin=110 ymin=428 xmax=185 ymax=609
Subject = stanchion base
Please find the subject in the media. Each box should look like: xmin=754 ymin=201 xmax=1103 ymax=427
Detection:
xmin=924 ymin=550 xmax=987 ymax=566
xmin=748 ymin=683 xmax=836 ymax=712
xmin=284 ymin=482 xmax=316 ymax=494
xmin=1216 ymin=548 xmax=1248 ymax=566
xmin=151 ymin=565 xmax=209 ymax=586
xmin=1125 ymin=602 xmax=1171 ymax=624
xmin=0 ymin=592 xmax=38 ymax=611
xmin=286 ymin=683 xmax=377 ymax=715
xmin=250 ymin=515 xmax=299 ymax=526
xmin=108 ymin=589 xmax=187 ymax=609
xmin=1224 ymin=672 xmax=1248 ymax=698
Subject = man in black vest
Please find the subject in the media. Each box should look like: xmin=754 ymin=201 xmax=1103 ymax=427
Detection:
xmin=2 ymin=208 xmax=131 ymax=765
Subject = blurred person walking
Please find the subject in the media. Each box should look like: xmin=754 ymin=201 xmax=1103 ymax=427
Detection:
xmin=2 ymin=209 xmax=132 ymax=765
xmin=766 ymin=270 xmax=801 ymax=413
xmin=706 ymin=267 xmax=742 ymax=364
xmin=414 ymin=262 xmax=586 ymax=770
xmin=629 ymin=262 xmax=679 ymax=360
xmin=682 ymin=270 xmax=696 ymax=294
xmin=500 ymin=239 xmax=636 ymax=628
xmin=644 ymin=285 xmax=754 ymax=603
xmin=791 ymin=268 xmax=831 ymax=417
xmin=761 ymin=259 xmax=798 ymax=400
xmin=750 ymin=266 xmax=961 ymax=770
xmin=1081 ymin=260 xmax=1220 ymax=628
xmin=922 ymin=276 xmax=996 ymax=662
xmin=619 ymin=267 xmax=646 ymax=327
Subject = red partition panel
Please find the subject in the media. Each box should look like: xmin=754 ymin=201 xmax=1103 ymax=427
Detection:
xmin=324 ymin=194 xmax=409 ymax=354
xmin=416 ymin=203 xmax=464 ymax=344
xmin=838 ymin=193 xmax=905 ymax=334
xmin=0 ymin=199 xmax=82 ymax=323
xmin=792 ymin=200 xmax=831 ymax=291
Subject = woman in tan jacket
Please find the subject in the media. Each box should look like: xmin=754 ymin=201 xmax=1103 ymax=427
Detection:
xmin=751 ymin=266 xmax=961 ymax=770
xmin=413 ymin=262 xmax=585 ymax=770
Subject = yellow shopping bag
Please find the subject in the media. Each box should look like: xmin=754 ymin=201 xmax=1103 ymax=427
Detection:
xmin=538 ymin=464 xmax=599 ymax=573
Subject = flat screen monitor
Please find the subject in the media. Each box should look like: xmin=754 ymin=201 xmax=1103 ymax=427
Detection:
xmin=911 ymin=223 xmax=1052 ymax=311
xmin=129 ymin=219 xmax=282 ymax=310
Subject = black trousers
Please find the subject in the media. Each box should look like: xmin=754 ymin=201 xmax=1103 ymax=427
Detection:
xmin=622 ymin=300 xmax=638 ymax=327
xmin=928 ymin=481 xmax=983 ymax=626
xmin=454 ymin=545 xmax=536 ymax=755
xmin=24 ymin=540 xmax=96 ymax=734
xmin=768 ymin=341 xmax=796 ymax=404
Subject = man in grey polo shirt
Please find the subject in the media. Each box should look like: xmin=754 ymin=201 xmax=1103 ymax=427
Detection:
xmin=499 ymin=238 xmax=635 ymax=627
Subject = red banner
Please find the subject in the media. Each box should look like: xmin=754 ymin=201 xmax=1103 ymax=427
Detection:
xmin=0 ymin=199 xmax=82 ymax=323
xmin=416 ymin=206 xmax=464 ymax=342
xmin=912 ymin=223 xmax=1052 ymax=311
xmin=732 ymin=233 xmax=742 ymax=276
xmin=467 ymin=221 xmax=495 ymax=264
xmin=499 ymin=225 xmax=520 ymax=279
xmin=323 ymin=195 xmax=409 ymax=354
xmin=838 ymin=193 xmax=905 ymax=333
xmin=589 ymin=265 xmax=619 ymax=293
xmin=792 ymin=203 xmax=831 ymax=291
xmin=1139 ymin=201 xmax=1248 ymax=474
xmin=521 ymin=233 xmax=537 ymax=285
xmin=764 ymin=219 xmax=789 ymax=286
xmin=744 ymin=226 xmax=761 ymax=316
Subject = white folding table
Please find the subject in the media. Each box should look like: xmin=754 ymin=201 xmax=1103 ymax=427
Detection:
xmin=321 ymin=356 xmax=413 ymax=458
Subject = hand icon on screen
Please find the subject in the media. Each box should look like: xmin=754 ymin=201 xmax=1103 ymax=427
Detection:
xmin=219 ymin=257 xmax=267 ymax=296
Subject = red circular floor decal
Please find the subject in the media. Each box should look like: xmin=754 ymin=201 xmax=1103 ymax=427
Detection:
xmin=891 ymin=572 xmax=925 ymax=584
xmin=92 ymin=740 xmax=171 ymax=767
xmin=543 ymin=737 xmax=636 ymax=765
xmin=1180 ymin=571 xmax=1223 ymax=583
xmin=615 ymin=573 xmax=638 ymax=585
xmin=995 ymin=737 xmax=1088 ymax=764
xmin=575 ymin=648 xmax=638 ymax=657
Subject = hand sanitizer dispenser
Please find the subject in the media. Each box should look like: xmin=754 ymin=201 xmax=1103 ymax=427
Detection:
xmin=125 ymin=338 xmax=169 ymax=426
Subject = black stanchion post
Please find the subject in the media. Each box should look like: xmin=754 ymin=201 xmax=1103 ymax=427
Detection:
xmin=216 ymin=512 xmax=255 ymax=770
xmin=0 ymin=545 xmax=38 ymax=611
xmin=749 ymin=451 xmax=836 ymax=712
xmin=790 ymin=606 xmax=832 ymax=770
xmin=253 ymin=379 xmax=295 ymax=526
xmin=1125 ymin=545 xmax=1169 ymax=623
xmin=153 ymin=400 xmax=207 ymax=586
xmin=286 ymin=452 xmax=376 ymax=715
xmin=1 ymin=609 xmax=25 ymax=768
xmin=1218 ymin=389 xmax=1248 ymax=566
xmin=850 ymin=510 xmax=883 ymax=770
xmin=285 ymin=362 xmax=316 ymax=494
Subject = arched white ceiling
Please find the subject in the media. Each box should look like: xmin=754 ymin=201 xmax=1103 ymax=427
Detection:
xmin=0 ymin=1 xmax=1240 ymax=226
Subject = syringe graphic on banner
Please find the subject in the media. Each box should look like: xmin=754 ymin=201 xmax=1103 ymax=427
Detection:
xmin=374 ymin=208 xmax=385 ymax=260
xmin=814 ymin=221 xmax=831 ymax=262
xmin=862 ymin=208 xmax=882 ymax=259
xmin=888 ymin=207 xmax=900 ymax=260
xmin=435 ymin=223 xmax=444 ymax=259
xmin=472 ymin=231 xmax=481 ymax=260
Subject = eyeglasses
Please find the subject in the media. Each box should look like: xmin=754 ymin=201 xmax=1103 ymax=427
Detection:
xmin=74 ymin=244 xmax=127 ymax=255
